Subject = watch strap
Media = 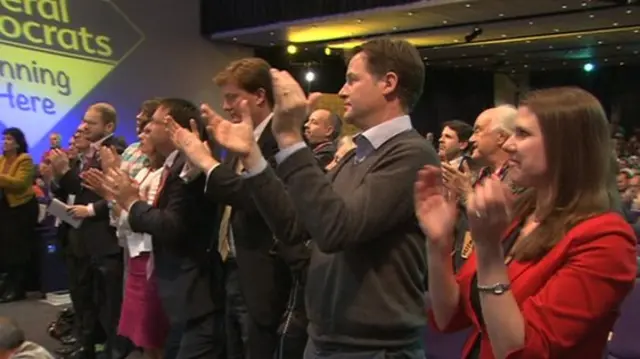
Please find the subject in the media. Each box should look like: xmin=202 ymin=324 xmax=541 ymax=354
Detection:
xmin=477 ymin=282 xmax=511 ymax=295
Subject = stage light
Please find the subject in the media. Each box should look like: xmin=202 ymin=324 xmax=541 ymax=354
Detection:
xmin=324 ymin=47 xmax=332 ymax=56
xmin=305 ymin=71 xmax=315 ymax=82
xmin=583 ymin=63 xmax=595 ymax=72
xmin=287 ymin=45 xmax=298 ymax=54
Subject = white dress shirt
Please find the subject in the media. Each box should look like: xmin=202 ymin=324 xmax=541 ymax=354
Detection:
xmin=111 ymin=166 xmax=163 ymax=257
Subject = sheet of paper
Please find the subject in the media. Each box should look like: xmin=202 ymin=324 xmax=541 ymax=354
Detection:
xmin=47 ymin=198 xmax=83 ymax=229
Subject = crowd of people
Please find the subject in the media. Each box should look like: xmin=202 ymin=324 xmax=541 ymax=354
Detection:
xmin=0 ymin=38 xmax=637 ymax=359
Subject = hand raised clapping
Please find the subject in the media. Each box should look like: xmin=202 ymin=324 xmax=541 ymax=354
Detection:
xmin=102 ymin=168 xmax=140 ymax=209
xmin=80 ymin=168 xmax=111 ymax=200
xmin=49 ymin=149 xmax=70 ymax=176
xmin=269 ymin=69 xmax=322 ymax=145
xmin=165 ymin=115 xmax=215 ymax=171
xmin=466 ymin=177 xmax=514 ymax=249
xmin=414 ymin=165 xmax=458 ymax=253
xmin=204 ymin=100 xmax=255 ymax=156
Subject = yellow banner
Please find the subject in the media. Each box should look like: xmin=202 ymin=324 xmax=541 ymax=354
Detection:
xmin=0 ymin=0 xmax=144 ymax=145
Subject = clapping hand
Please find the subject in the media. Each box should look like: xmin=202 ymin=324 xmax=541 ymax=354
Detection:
xmin=414 ymin=165 xmax=458 ymax=254
xmin=165 ymin=115 xmax=217 ymax=171
xmin=442 ymin=161 xmax=473 ymax=200
xmin=204 ymin=100 xmax=255 ymax=156
xmin=49 ymin=149 xmax=70 ymax=176
xmin=269 ymin=69 xmax=322 ymax=147
xmin=102 ymin=168 xmax=140 ymax=210
xmin=466 ymin=177 xmax=514 ymax=250
xmin=99 ymin=146 xmax=121 ymax=172
xmin=80 ymin=168 xmax=111 ymax=199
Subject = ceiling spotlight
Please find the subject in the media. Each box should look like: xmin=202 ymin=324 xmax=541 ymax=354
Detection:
xmin=407 ymin=11 xmax=414 ymax=16
xmin=305 ymin=70 xmax=316 ymax=82
xmin=287 ymin=45 xmax=298 ymax=54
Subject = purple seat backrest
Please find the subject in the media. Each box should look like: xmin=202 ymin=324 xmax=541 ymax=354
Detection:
xmin=424 ymin=293 xmax=470 ymax=359
xmin=608 ymin=280 xmax=640 ymax=359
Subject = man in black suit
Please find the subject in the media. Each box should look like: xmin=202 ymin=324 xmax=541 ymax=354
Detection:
xmin=49 ymin=103 xmax=127 ymax=359
xmin=171 ymin=58 xmax=310 ymax=359
xmin=105 ymin=98 xmax=223 ymax=359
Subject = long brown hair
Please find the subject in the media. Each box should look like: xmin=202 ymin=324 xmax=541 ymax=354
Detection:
xmin=511 ymin=87 xmax=613 ymax=261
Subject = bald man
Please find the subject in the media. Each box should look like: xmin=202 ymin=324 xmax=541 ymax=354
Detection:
xmin=50 ymin=102 xmax=130 ymax=359
xmin=304 ymin=109 xmax=341 ymax=169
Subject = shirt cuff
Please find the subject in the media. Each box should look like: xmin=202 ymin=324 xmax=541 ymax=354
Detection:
xmin=87 ymin=203 xmax=96 ymax=217
xmin=204 ymin=163 xmax=221 ymax=193
xmin=242 ymin=157 xmax=268 ymax=178
xmin=180 ymin=161 xmax=201 ymax=183
xmin=118 ymin=210 xmax=130 ymax=231
xmin=275 ymin=142 xmax=307 ymax=164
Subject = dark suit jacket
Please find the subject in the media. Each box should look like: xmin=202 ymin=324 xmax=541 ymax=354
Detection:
xmin=57 ymin=136 xmax=126 ymax=257
xmin=50 ymin=159 xmax=79 ymax=254
xmin=128 ymin=152 xmax=221 ymax=323
xmin=429 ymin=213 xmax=637 ymax=359
xmin=204 ymin=121 xmax=310 ymax=327
xmin=312 ymin=141 xmax=337 ymax=170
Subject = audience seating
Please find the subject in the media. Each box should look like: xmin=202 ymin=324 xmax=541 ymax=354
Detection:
xmin=606 ymin=278 xmax=640 ymax=359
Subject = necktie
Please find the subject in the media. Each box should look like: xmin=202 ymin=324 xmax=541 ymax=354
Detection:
xmin=217 ymin=160 xmax=243 ymax=261
xmin=354 ymin=135 xmax=373 ymax=164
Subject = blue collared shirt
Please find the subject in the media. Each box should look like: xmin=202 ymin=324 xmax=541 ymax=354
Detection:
xmin=245 ymin=115 xmax=413 ymax=176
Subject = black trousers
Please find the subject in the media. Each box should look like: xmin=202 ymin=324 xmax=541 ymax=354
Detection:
xmin=66 ymin=251 xmax=123 ymax=359
xmin=165 ymin=310 xmax=225 ymax=359
xmin=224 ymin=260 xmax=250 ymax=359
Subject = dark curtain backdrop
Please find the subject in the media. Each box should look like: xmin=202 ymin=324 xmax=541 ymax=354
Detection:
xmin=256 ymin=47 xmax=495 ymax=136
xmin=529 ymin=66 xmax=640 ymax=131
xmin=201 ymin=0 xmax=418 ymax=34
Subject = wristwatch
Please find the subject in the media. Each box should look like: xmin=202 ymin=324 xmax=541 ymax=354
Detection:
xmin=477 ymin=282 xmax=511 ymax=295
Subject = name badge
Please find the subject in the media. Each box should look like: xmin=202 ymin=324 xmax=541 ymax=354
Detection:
xmin=461 ymin=231 xmax=474 ymax=259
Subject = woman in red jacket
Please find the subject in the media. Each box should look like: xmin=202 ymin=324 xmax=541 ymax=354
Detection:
xmin=415 ymin=87 xmax=637 ymax=359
